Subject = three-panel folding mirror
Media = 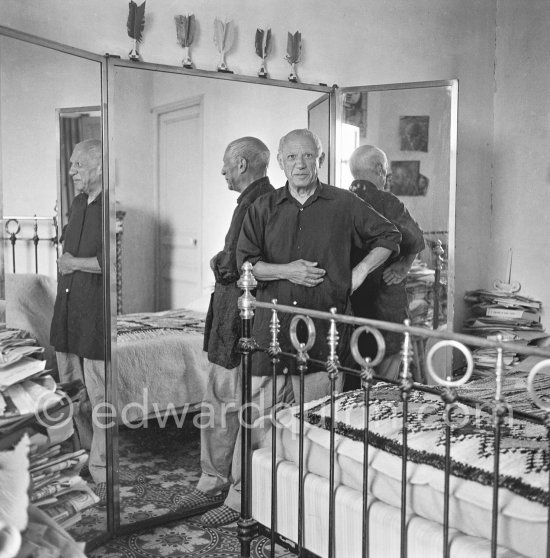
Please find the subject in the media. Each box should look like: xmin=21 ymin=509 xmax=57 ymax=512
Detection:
xmin=0 ymin=25 xmax=457 ymax=548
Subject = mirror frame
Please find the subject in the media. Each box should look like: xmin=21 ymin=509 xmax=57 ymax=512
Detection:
xmin=335 ymin=79 xmax=459 ymax=339
xmin=104 ymin=56 xmax=335 ymax=535
xmin=0 ymin=24 xmax=114 ymax=551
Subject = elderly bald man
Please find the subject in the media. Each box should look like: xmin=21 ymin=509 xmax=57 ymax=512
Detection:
xmin=50 ymin=139 xmax=106 ymax=503
xmin=348 ymin=144 xmax=425 ymax=381
xmin=177 ymin=136 xmax=274 ymax=525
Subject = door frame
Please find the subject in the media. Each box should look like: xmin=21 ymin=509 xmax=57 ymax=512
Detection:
xmin=151 ymin=96 xmax=204 ymax=310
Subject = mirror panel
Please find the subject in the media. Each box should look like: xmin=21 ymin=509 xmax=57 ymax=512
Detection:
xmin=336 ymin=82 xmax=457 ymax=377
xmin=0 ymin=33 xmax=107 ymax=545
xmin=58 ymin=106 xmax=102 ymax=229
xmin=110 ymin=62 xmax=330 ymax=525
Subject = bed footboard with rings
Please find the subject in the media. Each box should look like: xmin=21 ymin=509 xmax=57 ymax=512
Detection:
xmin=235 ymin=262 xmax=550 ymax=558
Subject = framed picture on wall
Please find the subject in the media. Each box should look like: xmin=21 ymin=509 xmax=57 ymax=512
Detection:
xmin=399 ymin=115 xmax=429 ymax=152
xmin=389 ymin=160 xmax=421 ymax=196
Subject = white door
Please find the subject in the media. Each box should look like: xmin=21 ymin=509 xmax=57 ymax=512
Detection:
xmin=155 ymin=98 xmax=203 ymax=310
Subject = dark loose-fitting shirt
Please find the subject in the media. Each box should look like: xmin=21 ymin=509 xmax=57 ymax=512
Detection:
xmin=237 ymin=181 xmax=401 ymax=375
xmin=203 ymin=177 xmax=274 ymax=369
xmin=50 ymin=193 xmax=104 ymax=360
xmin=350 ymin=180 xmax=425 ymax=355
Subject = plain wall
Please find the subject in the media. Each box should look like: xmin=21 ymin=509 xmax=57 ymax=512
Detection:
xmin=0 ymin=35 xmax=101 ymax=277
xmin=3 ymin=0 xmax=542 ymax=330
xmin=490 ymin=0 xmax=550 ymax=329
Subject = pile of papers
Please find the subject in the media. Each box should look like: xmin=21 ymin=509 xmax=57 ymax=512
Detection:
xmin=30 ymin=445 xmax=98 ymax=529
xmin=0 ymin=328 xmax=63 ymax=432
xmin=463 ymin=288 xmax=547 ymax=376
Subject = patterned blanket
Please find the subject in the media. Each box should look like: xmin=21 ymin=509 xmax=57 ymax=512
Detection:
xmin=302 ymin=385 xmax=549 ymax=505
xmin=457 ymin=365 xmax=550 ymax=419
xmin=117 ymin=309 xmax=205 ymax=341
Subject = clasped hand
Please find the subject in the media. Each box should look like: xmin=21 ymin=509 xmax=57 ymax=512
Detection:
xmin=382 ymin=261 xmax=408 ymax=285
xmin=57 ymin=252 xmax=77 ymax=275
xmin=287 ymin=259 xmax=325 ymax=287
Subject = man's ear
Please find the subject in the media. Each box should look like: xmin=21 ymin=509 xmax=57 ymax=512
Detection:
xmin=277 ymin=153 xmax=284 ymax=170
xmin=238 ymin=157 xmax=248 ymax=174
xmin=319 ymin=152 xmax=326 ymax=168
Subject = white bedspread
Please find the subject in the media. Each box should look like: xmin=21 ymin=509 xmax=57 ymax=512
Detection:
xmin=116 ymin=309 xmax=209 ymax=422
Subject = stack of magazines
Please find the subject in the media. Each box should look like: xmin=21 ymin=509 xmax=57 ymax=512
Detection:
xmin=463 ymin=288 xmax=547 ymax=375
xmin=29 ymin=446 xmax=98 ymax=529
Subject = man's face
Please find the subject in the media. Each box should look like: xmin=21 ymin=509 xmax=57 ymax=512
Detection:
xmin=221 ymin=150 xmax=241 ymax=192
xmin=69 ymin=146 xmax=101 ymax=196
xmin=277 ymin=134 xmax=324 ymax=190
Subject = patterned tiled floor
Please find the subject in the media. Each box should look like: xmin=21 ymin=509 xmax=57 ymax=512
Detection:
xmin=68 ymin=418 xmax=201 ymax=542
xmin=81 ymin=419 xmax=293 ymax=557
xmin=89 ymin=517 xmax=294 ymax=557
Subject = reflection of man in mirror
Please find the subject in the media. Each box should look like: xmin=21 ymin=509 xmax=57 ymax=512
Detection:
xmin=50 ymin=139 xmax=106 ymax=503
xmin=231 ymin=129 xmax=400 ymax=519
xmin=348 ymin=145 xmax=425 ymax=381
xmin=177 ymin=137 xmax=273 ymax=527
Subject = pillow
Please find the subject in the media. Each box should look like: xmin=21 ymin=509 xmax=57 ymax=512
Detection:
xmin=5 ymin=273 xmax=57 ymax=375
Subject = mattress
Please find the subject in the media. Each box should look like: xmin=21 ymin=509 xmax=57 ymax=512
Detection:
xmin=116 ymin=308 xmax=209 ymax=422
xmin=252 ymin=449 xmax=522 ymax=558
xmin=252 ymin=386 xmax=548 ymax=558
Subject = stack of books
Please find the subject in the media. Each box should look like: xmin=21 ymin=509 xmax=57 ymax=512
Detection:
xmin=463 ymin=289 xmax=546 ymax=375
xmin=30 ymin=446 xmax=98 ymax=529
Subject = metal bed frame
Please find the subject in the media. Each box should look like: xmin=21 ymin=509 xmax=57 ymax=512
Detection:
xmin=2 ymin=214 xmax=59 ymax=273
xmin=235 ymin=262 xmax=550 ymax=558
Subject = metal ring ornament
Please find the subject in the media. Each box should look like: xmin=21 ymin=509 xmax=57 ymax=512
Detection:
xmin=5 ymin=218 xmax=20 ymax=236
xmin=426 ymin=339 xmax=474 ymax=387
xmin=350 ymin=325 xmax=386 ymax=368
xmin=290 ymin=315 xmax=316 ymax=353
xmin=527 ymin=359 xmax=550 ymax=412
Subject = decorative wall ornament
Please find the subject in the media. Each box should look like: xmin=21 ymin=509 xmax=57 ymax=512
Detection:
xmin=255 ymin=28 xmax=272 ymax=78
xmin=175 ymin=14 xmax=196 ymax=69
xmin=213 ymin=18 xmax=236 ymax=73
xmin=285 ymin=31 xmax=302 ymax=83
xmin=127 ymin=1 xmax=146 ymax=62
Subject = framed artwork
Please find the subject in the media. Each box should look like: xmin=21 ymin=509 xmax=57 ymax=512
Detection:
xmin=399 ymin=115 xmax=429 ymax=152
xmin=389 ymin=160 xmax=423 ymax=196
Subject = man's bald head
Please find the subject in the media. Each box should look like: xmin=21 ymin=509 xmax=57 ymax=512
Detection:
xmin=349 ymin=145 xmax=388 ymax=190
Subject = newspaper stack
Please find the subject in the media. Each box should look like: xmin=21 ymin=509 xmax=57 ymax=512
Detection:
xmin=0 ymin=328 xmax=65 ymax=430
xmin=463 ymin=288 xmax=547 ymax=376
xmin=29 ymin=446 xmax=99 ymax=529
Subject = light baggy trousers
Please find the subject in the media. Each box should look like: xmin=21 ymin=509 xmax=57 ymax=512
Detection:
xmin=195 ymin=362 xmax=241 ymax=495
xmin=56 ymin=352 xmax=106 ymax=484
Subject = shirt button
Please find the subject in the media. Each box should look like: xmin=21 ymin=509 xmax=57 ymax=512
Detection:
xmin=293 ymin=301 xmax=297 ymax=305
xmin=65 ymin=288 xmax=70 ymax=293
